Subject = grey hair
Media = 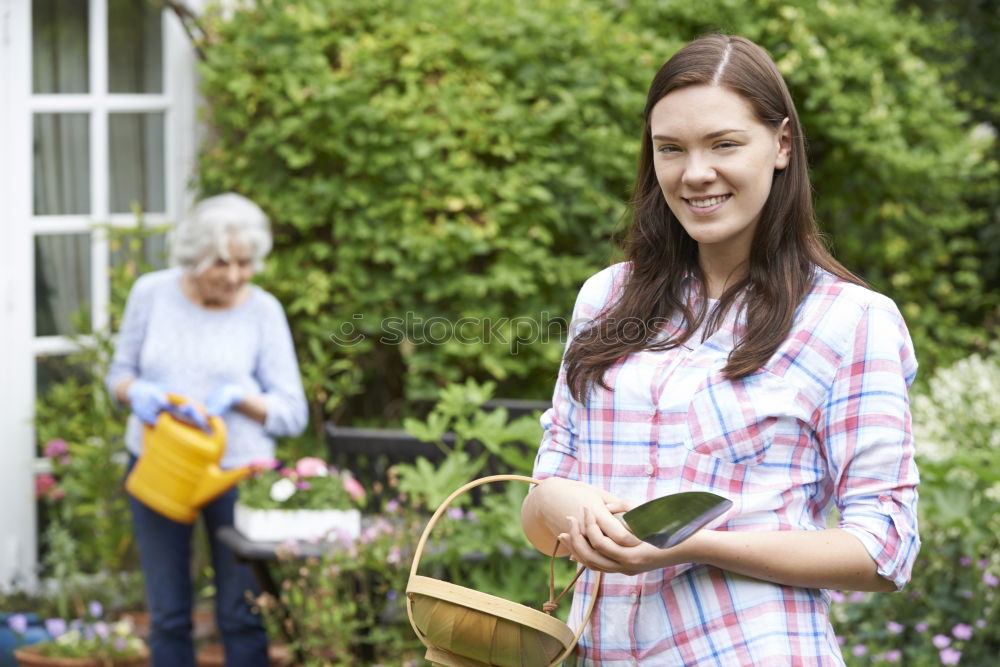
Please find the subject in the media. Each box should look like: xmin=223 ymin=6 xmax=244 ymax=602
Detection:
xmin=170 ymin=193 xmax=273 ymax=273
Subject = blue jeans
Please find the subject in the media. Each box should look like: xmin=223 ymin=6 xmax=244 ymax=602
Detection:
xmin=126 ymin=456 xmax=269 ymax=667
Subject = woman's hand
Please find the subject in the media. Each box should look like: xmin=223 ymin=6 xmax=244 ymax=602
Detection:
xmin=521 ymin=477 xmax=631 ymax=556
xmin=559 ymin=505 xmax=704 ymax=576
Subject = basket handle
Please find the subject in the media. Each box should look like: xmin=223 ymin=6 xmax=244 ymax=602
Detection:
xmin=405 ymin=474 xmax=602 ymax=667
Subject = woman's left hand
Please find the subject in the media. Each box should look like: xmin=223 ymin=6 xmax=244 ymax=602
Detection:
xmin=559 ymin=506 xmax=701 ymax=575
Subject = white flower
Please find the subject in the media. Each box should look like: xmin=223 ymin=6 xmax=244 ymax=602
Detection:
xmin=269 ymin=478 xmax=297 ymax=503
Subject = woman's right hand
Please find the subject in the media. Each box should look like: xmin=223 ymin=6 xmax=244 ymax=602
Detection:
xmin=126 ymin=380 xmax=169 ymax=424
xmin=521 ymin=477 xmax=633 ymax=556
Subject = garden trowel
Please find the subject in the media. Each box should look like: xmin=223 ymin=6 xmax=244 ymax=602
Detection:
xmin=621 ymin=491 xmax=732 ymax=549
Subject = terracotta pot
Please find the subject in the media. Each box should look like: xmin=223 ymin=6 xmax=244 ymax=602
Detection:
xmin=13 ymin=644 xmax=149 ymax=667
xmin=195 ymin=642 xmax=291 ymax=667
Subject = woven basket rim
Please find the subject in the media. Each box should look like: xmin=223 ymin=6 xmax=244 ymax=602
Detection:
xmin=406 ymin=574 xmax=577 ymax=646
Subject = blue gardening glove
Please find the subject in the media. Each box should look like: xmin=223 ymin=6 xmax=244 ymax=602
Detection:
xmin=204 ymin=384 xmax=245 ymax=417
xmin=127 ymin=380 xmax=170 ymax=425
xmin=168 ymin=402 xmax=210 ymax=431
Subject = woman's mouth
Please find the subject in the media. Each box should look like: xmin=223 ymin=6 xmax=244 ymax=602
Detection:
xmin=683 ymin=194 xmax=731 ymax=215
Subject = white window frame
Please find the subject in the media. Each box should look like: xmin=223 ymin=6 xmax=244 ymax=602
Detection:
xmin=0 ymin=0 xmax=201 ymax=589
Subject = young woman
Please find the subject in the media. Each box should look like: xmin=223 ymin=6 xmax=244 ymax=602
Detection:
xmin=521 ymin=35 xmax=919 ymax=665
xmin=107 ymin=193 xmax=307 ymax=667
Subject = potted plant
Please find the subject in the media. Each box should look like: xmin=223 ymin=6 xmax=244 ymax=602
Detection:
xmin=11 ymin=602 xmax=147 ymax=667
xmin=234 ymin=458 xmax=367 ymax=542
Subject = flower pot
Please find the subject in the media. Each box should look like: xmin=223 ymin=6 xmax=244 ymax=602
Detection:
xmin=233 ymin=504 xmax=361 ymax=542
xmin=12 ymin=644 xmax=149 ymax=667
xmin=195 ymin=641 xmax=290 ymax=667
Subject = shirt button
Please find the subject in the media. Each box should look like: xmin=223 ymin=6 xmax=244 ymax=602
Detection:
xmin=629 ymin=591 xmax=638 ymax=603
xmin=644 ymin=464 xmax=654 ymax=476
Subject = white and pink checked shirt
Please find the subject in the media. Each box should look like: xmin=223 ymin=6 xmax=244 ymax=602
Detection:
xmin=533 ymin=263 xmax=920 ymax=666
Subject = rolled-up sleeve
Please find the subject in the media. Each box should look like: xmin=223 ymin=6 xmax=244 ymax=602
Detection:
xmin=533 ymin=265 xmax=625 ymax=483
xmin=255 ymin=297 xmax=308 ymax=438
xmin=105 ymin=273 xmax=153 ymax=401
xmin=820 ymin=297 xmax=920 ymax=590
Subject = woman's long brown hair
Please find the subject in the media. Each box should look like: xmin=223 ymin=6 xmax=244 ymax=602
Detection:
xmin=565 ymin=35 xmax=864 ymax=403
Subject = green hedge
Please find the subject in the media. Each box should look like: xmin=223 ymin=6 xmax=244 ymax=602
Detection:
xmin=193 ymin=0 xmax=996 ymax=424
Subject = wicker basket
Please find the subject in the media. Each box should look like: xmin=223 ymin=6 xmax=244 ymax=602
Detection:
xmin=405 ymin=475 xmax=601 ymax=667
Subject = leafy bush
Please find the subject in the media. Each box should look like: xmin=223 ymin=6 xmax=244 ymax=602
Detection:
xmin=830 ymin=351 xmax=1000 ymax=664
xmin=190 ymin=0 xmax=995 ymax=425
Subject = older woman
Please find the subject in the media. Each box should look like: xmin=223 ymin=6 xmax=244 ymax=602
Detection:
xmin=106 ymin=192 xmax=307 ymax=667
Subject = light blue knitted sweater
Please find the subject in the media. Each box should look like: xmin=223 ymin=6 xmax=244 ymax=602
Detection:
xmin=105 ymin=267 xmax=308 ymax=468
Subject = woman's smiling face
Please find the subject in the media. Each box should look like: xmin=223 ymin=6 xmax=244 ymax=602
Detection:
xmin=650 ymin=84 xmax=790 ymax=265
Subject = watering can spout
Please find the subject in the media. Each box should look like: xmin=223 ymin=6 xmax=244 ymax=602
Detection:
xmin=192 ymin=465 xmax=251 ymax=508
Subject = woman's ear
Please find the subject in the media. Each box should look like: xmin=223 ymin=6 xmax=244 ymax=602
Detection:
xmin=774 ymin=118 xmax=792 ymax=170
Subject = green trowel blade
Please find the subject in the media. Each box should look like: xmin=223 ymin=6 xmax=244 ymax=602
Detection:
xmin=622 ymin=491 xmax=732 ymax=549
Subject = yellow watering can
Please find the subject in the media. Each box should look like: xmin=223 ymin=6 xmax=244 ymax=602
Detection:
xmin=125 ymin=394 xmax=250 ymax=524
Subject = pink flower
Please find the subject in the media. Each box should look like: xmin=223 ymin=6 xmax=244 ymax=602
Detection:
xmin=35 ymin=474 xmax=57 ymax=499
xmin=295 ymin=480 xmax=311 ymax=491
xmin=983 ymin=572 xmax=998 ymax=587
xmin=959 ymin=556 xmax=972 ymax=567
xmin=939 ymin=647 xmax=962 ymax=665
xmin=829 ymin=590 xmax=845 ymax=603
xmin=976 ymin=619 xmax=986 ymax=629
xmin=447 ymin=508 xmax=464 ymax=520
xmin=849 ymin=591 xmax=867 ymax=603
xmin=295 ymin=457 xmax=330 ymax=478
xmin=916 ymin=622 xmax=930 ymax=632
xmin=932 ymin=634 xmax=951 ymax=649
xmin=385 ymin=498 xmax=401 ymax=513
xmin=851 ymin=645 xmax=867 ymax=657
xmin=884 ymin=649 xmax=901 ymax=663
xmin=886 ymin=621 xmax=904 ymax=634
xmin=49 ymin=488 xmax=65 ymax=501
xmin=342 ymin=475 xmax=366 ymax=503
xmin=44 ymin=439 xmax=69 ymax=458
xmin=249 ymin=458 xmax=280 ymax=471
xmin=952 ymin=623 xmax=973 ymax=640
xmin=978 ymin=559 xmax=988 ymax=569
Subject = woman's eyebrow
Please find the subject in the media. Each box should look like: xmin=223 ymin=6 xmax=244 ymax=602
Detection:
xmin=652 ymin=128 xmax=749 ymax=141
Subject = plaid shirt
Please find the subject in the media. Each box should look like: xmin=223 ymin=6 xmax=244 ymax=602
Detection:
xmin=533 ymin=263 xmax=920 ymax=666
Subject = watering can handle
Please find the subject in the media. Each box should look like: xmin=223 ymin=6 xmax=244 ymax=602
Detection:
xmin=406 ymin=474 xmax=602 ymax=667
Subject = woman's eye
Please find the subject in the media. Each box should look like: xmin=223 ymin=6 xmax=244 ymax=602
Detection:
xmin=715 ymin=141 xmax=738 ymax=149
xmin=657 ymin=144 xmax=681 ymax=154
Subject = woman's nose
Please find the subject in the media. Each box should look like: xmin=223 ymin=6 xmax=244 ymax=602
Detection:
xmin=681 ymin=152 xmax=717 ymax=186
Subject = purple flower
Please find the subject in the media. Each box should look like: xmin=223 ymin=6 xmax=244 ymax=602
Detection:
xmin=952 ymin=623 xmax=973 ymax=640
xmin=886 ymin=621 xmax=905 ymax=634
xmin=849 ymin=591 xmax=867 ymax=603
xmin=852 ymin=644 xmax=867 ymax=657
xmin=93 ymin=621 xmax=110 ymax=640
xmin=959 ymin=556 xmax=972 ymax=566
xmin=983 ymin=572 xmax=998 ymax=587
xmin=114 ymin=637 xmax=127 ymax=651
xmin=939 ymin=647 xmax=962 ymax=665
xmin=385 ymin=498 xmax=401 ymax=513
xmin=884 ymin=649 xmax=901 ymax=663
xmin=836 ymin=635 xmax=846 ymax=646
xmin=44 ymin=439 xmax=69 ymax=458
xmin=446 ymin=508 xmax=464 ymax=520
xmin=829 ymin=590 xmax=845 ymax=603
xmin=7 ymin=614 xmax=28 ymax=635
xmin=978 ymin=559 xmax=988 ymax=569
xmin=916 ymin=622 xmax=930 ymax=632
xmin=88 ymin=600 xmax=103 ymax=618
xmin=295 ymin=480 xmax=311 ymax=490
xmin=976 ymin=619 xmax=986 ymax=629
xmin=932 ymin=634 xmax=951 ymax=649
xmin=44 ymin=618 xmax=67 ymax=638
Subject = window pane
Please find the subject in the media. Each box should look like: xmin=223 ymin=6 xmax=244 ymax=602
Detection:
xmin=109 ymin=112 xmax=165 ymax=214
xmin=35 ymin=354 xmax=90 ymax=399
xmin=32 ymin=0 xmax=89 ymax=94
xmin=35 ymin=233 xmax=92 ymax=337
xmin=34 ymin=113 xmax=91 ymax=215
xmin=109 ymin=230 xmax=169 ymax=272
xmin=108 ymin=0 xmax=163 ymax=94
